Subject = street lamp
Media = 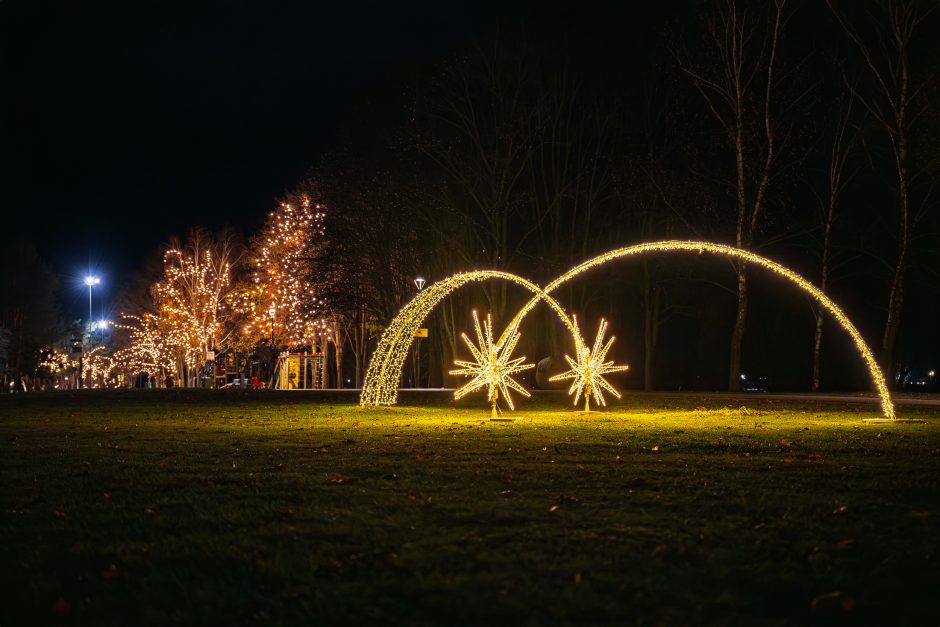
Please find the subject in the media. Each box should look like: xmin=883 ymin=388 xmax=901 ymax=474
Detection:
xmin=268 ymin=305 xmax=277 ymax=347
xmin=80 ymin=275 xmax=100 ymax=389
xmin=84 ymin=276 xmax=100 ymax=328
xmin=412 ymin=276 xmax=425 ymax=388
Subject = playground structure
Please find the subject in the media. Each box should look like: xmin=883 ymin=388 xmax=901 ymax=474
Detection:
xmin=274 ymin=352 xmax=326 ymax=390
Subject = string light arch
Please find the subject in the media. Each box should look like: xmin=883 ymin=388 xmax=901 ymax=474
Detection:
xmin=360 ymin=241 xmax=895 ymax=420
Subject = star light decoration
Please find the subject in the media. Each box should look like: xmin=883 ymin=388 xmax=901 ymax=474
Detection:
xmin=550 ymin=316 xmax=628 ymax=412
xmin=450 ymin=311 xmax=534 ymax=418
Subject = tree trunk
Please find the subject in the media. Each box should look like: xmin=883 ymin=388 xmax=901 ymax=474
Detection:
xmin=728 ymin=265 xmax=747 ymax=391
xmin=813 ymin=209 xmax=833 ymax=393
xmin=882 ymin=126 xmax=910 ymax=384
xmin=642 ymin=261 xmax=660 ymax=392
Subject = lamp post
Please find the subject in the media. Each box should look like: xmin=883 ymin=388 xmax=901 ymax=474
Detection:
xmin=80 ymin=276 xmax=100 ymax=389
xmin=412 ymin=277 xmax=425 ymax=388
xmin=84 ymin=276 xmax=100 ymax=330
xmin=268 ymin=305 xmax=277 ymax=348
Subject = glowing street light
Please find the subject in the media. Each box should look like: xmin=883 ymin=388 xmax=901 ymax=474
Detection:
xmin=414 ymin=277 xmax=426 ymax=291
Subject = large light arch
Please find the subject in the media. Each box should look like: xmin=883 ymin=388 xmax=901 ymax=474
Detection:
xmin=503 ymin=241 xmax=894 ymax=419
xmin=359 ymin=241 xmax=895 ymax=420
xmin=359 ymin=270 xmax=576 ymax=406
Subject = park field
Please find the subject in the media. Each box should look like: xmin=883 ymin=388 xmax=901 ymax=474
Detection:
xmin=1 ymin=390 xmax=938 ymax=626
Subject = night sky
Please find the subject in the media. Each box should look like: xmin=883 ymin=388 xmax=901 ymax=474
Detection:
xmin=2 ymin=1 xmax=511 ymax=316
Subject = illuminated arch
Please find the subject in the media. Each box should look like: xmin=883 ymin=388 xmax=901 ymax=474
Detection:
xmin=360 ymin=271 xmax=576 ymax=406
xmin=360 ymin=241 xmax=894 ymax=420
xmin=503 ymin=241 xmax=895 ymax=419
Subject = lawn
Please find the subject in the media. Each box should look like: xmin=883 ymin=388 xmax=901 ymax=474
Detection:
xmin=1 ymin=390 xmax=938 ymax=626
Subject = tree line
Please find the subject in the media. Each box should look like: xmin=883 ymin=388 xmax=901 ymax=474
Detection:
xmin=4 ymin=0 xmax=938 ymax=393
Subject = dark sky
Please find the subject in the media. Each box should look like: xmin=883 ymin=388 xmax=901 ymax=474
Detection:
xmin=2 ymin=1 xmax=507 ymax=316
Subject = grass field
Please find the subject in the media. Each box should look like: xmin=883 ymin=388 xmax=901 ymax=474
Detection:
xmin=1 ymin=390 xmax=938 ymax=626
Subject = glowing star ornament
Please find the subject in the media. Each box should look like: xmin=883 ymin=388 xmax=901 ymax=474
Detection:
xmin=550 ymin=317 xmax=628 ymax=413
xmin=450 ymin=311 xmax=534 ymax=418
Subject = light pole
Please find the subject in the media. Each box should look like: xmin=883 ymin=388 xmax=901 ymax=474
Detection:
xmin=268 ymin=305 xmax=277 ymax=348
xmin=84 ymin=276 xmax=100 ymax=332
xmin=80 ymin=276 xmax=100 ymax=389
xmin=267 ymin=305 xmax=277 ymax=389
xmin=412 ymin=277 xmax=425 ymax=387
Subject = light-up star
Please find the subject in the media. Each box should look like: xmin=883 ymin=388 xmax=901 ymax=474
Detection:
xmin=550 ymin=317 xmax=629 ymax=412
xmin=450 ymin=311 xmax=534 ymax=417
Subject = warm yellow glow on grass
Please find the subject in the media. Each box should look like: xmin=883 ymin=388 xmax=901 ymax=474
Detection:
xmin=450 ymin=311 xmax=534 ymax=417
xmin=361 ymin=241 xmax=895 ymax=420
xmin=550 ymin=317 xmax=629 ymax=412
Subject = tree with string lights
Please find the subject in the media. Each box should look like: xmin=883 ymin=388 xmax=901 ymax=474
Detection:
xmin=232 ymin=194 xmax=327 ymax=352
xmin=150 ymin=229 xmax=241 ymax=386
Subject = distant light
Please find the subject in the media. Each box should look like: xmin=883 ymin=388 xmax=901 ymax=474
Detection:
xmin=84 ymin=276 xmax=101 ymax=286
xmin=740 ymin=373 xmax=747 ymax=380
xmin=929 ymin=370 xmax=936 ymax=378
xmin=96 ymin=320 xmax=111 ymax=330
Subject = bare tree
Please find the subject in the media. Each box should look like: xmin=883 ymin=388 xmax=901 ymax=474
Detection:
xmin=811 ymin=94 xmax=858 ymax=392
xmin=414 ymin=38 xmax=541 ymax=321
xmin=311 ymin=171 xmax=422 ymax=387
xmin=679 ymin=0 xmax=789 ymax=391
xmin=826 ymin=0 xmax=935 ymax=380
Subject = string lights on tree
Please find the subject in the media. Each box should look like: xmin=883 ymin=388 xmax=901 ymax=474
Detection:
xmin=152 ymin=241 xmax=236 ymax=383
xmin=232 ymin=195 xmax=326 ymax=349
xmin=111 ymin=313 xmax=176 ymax=380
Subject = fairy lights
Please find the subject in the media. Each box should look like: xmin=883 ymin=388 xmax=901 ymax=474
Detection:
xmin=81 ymin=346 xmax=119 ymax=388
xmin=451 ymin=311 xmax=534 ymax=417
xmin=105 ymin=236 xmax=237 ymax=386
xmin=39 ymin=349 xmax=78 ymax=375
xmin=106 ymin=203 xmax=322 ymax=387
xmin=361 ymin=240 xmax=895 ymax=420
xmin=550 ymin=317 xmax=628 ymax=412
xmin=150 ymin=244 xmax=235 ymax=381
xmin=111 ymin=313 xmax=176 ymax=379
xmin=231 ymin=195 xmax=326 ymax=348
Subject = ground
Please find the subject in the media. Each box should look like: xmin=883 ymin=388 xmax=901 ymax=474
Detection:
xmin=1 ymin=390 xmax=938 ymax=626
